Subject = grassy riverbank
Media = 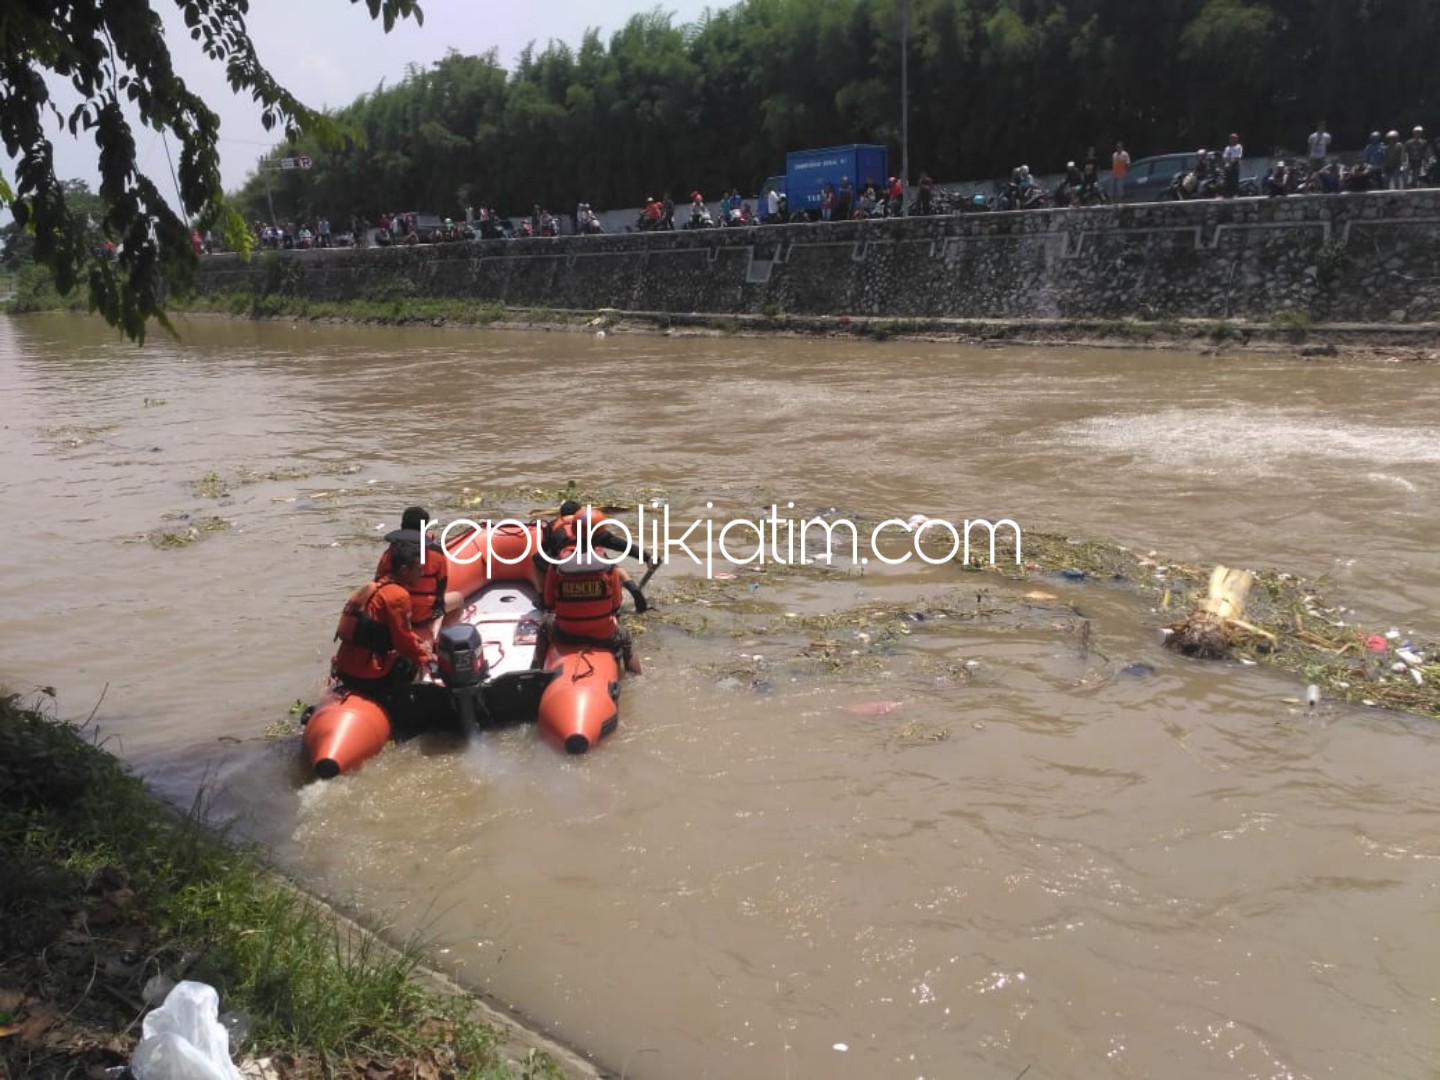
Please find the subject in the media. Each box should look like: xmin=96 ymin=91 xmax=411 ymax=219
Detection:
xmin=0 ymin=691 xmax=579 ymax=1080
xmin=163 ymin=291 xmax=1440 ymax=360
xmin=8 ymin=287 xmax=1440 ymax=361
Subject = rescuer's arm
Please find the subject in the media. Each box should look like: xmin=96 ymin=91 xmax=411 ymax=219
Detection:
xmin=427 ymin=546 xmax=449 ymax=620
xmin=382 ymin=588 xmax=433 ymax=665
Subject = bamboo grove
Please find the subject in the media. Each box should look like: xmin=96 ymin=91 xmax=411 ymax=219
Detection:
xmin=234 ymin=0 xmax=1440 ymax=225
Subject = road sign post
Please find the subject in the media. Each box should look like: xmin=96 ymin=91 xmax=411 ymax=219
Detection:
xmin=260 ymin=155 xmax=312 ymax=228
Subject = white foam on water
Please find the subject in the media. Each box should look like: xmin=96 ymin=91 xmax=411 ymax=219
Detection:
xmin=1365 ymin=472 xmax=1419 ymax=492
xmin=1055 ymin=407 xmax=1440 ymax=477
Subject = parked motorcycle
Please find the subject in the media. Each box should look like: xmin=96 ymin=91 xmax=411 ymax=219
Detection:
xmin=1165 ymin=167 xmax=1222 ymax=200
xmin=684 ymin=205 xmax=716 ymax=229
xmin=995 ymin=183 xmax=1049 ymax=212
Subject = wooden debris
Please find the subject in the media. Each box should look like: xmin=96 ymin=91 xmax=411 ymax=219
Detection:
xmin=1165 ymin=565 xmax=1272 ymax=659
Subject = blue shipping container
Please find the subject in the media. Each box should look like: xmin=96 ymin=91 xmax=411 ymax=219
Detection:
xmin=782 ymin=144 xmax=889 ymax=218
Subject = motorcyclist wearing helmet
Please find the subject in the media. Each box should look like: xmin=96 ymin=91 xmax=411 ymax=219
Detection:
xmin=1363 ymin=131 xmax=1386 ymax=169
xmin=1265 ymin=160 xmax=1290 ymax=198
xmin=1058 ymin=160 xmax=1084 ymax=207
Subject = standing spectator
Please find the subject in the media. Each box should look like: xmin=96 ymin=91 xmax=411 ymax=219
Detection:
xmin=1363 ymin=131 xmax=1386 ymax=169
xmin=1403 ymin=126 xmax=1428 ymax=189
xmin=836 ymin=176 xmax=854 ymax=221
xmin=1307 ymin=120 xmax=1332 ymax=169
xmin=317 ymin=216 xmax=331 ymax=248
xmin=1221 ymin=133 xmax=1243 ymax=198
xmin=819 ymin=181 xmax=834 ymax=221
xmin=887 ymin=175 xmax=904 ymax=215
xmin=1110 ymin=141 xmax=1130 ymax=199
xmin=916 ymin=172 xmax=934 ymax=214
xmin=1382 ymin=130 xmax=1404 ymax=190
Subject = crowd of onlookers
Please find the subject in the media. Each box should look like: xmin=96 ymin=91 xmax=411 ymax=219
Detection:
xmin=201 ymin=121 xmax=1440 ymax=254
xmin=248 ymin=216 xmax=349 ymax=250
xmin=1105 ymin=121 xmax=1440 ymax=202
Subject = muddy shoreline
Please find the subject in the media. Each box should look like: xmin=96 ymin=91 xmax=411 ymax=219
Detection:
xmin=172 ymin=301 xmax=1440 ymax=363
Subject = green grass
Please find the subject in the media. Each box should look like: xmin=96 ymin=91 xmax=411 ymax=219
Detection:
xmin=1267 ymin=308 xmax=1313 ymax=333
xmin=0 ymin=691 xmax=561 ymax=1078
xmin=176 ymin=292 xmax=595 ymax=330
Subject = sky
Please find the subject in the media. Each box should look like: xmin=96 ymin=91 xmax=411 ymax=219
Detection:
xmin=31 ymin=0 xmax=718 ymax=210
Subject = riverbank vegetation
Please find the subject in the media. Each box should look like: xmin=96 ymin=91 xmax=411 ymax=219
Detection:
xmin=166 ymin=291 xmax=1440 ymax=361
xmin=640 ymin=519 xmax=1440 ymax=720
xmin=0 ymin=691 xmax=567 ymax=1079
xmin=998 ymin=532 xmax=1440 ymax=719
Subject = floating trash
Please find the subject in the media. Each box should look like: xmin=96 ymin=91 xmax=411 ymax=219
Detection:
xmin=844 ymin=701 xmax=902 ymax=716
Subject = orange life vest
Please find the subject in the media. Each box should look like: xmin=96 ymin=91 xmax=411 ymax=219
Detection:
xmin=376 ymin=542 xmax=447 ymax=622
xmin=333 ymin=579 xmax=416 ymax=680
xmin=543 ymin=552 xmax=622 ymax=639
xmin=542 ymin=512 xmax=581 ymax=561
xmin=542 ymin=508 xmax=611 ymax=562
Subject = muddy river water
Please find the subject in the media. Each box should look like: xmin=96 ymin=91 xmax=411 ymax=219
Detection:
xmin=3 ymin=313 xmax=1439 ymax=1079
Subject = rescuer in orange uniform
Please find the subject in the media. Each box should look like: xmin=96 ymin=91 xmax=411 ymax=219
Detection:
xmin=541 ymin=502 xmax=650 ymax=600
xmin=377 ymin=505 xmax=460 ymax=630
xmin=542 ymin=547 xmax=645 ymax=675
xmin=540 ymin=500 xmax=587 ymax=563
xmin=539 ymin=504 xmax=649 ymax=675
xmin=333 ymin=542 xmax=436 ymax=697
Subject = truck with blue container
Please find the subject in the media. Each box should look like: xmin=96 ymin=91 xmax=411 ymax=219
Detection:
xmin=759 ymin=144 xmax=889 ymax=222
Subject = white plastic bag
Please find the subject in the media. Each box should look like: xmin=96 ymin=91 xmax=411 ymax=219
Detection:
xmin=131 ymin=980 xmax=243 ymax=1080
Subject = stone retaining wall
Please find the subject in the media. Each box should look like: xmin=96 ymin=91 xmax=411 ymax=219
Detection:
xmin=196 ymin=190 xmax=1440 ymax=323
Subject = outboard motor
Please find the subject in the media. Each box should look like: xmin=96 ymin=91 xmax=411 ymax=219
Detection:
xmin=436 ymin=625 xmax=489 ymax=729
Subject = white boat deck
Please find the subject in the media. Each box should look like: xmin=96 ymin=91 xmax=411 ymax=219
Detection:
xmin=456 ymin=583 xmax=544 ymax=677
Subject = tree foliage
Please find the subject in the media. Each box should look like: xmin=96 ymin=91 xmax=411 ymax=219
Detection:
xmin=1 ymin=0 xmax=423 ymax=342
xmin=227 ymin=0 xmax=1440 ymax=233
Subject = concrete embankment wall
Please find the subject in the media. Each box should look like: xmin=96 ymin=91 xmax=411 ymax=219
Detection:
xmin=196 ymin=190 xmax=1440 ymax=323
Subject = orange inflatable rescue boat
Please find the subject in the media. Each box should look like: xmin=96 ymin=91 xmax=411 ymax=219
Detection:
xmin=302 ymin=520 xmax=645 ymax=778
